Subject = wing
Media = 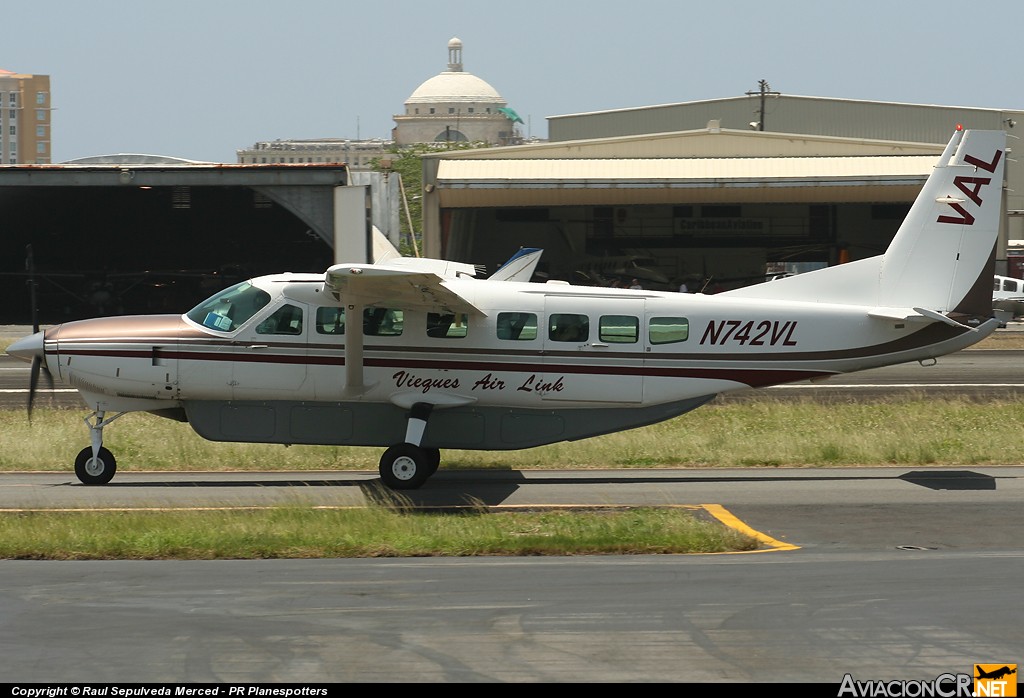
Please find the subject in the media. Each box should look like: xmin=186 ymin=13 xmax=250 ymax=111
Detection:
xmin=325 ymin=263 xmax=485 ymax=316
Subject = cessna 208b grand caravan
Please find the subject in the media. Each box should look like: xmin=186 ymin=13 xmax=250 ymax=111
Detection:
xmin=7 ymin=127 xmax=1008 ymax=489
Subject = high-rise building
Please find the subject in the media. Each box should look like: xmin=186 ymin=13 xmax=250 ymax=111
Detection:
xmin=0 ymin=69 xmax=51 ymax=164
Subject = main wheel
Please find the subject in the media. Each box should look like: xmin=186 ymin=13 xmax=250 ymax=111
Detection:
xmin=75 ymin=446 xmax=117 ymax=485
xmin=379 ymin=444 xmax=431 ymax=490
xmin=422 ymin=447 xmax=441 ymax=476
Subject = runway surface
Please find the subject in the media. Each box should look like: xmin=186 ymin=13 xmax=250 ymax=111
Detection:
xmin=1 ymin=466 xmax=1022 ymax=683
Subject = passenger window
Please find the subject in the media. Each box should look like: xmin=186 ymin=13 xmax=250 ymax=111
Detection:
xmin=1005 ymin=279 xmax=1019 ymax=293
xmin=496 ymin=312 xmax=538 ymax=340
xmin=649 ymin=317 xmax=689 ymax=344
xmin=600 ymin=315 xmax=639 ymax=343
xmin=427 ymin=312 xmax=468 ymax=338
xmin=316 ymin=307 xmax=345 ymax=335
xmin=549 ymin=313 xmax=589 ymax=342
xmin=363 ymin=308 xmax=403 ymax=336
xmin=256 ymin=304 xmax=303 ymax=335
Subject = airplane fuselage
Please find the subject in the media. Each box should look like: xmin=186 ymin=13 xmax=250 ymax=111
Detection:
xmin=37 ymin=273 xmax=991 ymax=451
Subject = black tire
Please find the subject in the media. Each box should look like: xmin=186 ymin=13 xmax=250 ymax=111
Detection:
xmin=379 ymin=444 xmax=431 ymax=490
xmin=422 ymin=447 xmax=441 ymax=476
xmin=74 ymin=446 xmax=117 ymax=485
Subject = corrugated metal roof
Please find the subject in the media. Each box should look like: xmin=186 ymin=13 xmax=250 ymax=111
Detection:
xmin=437 ymin=155 xmax=937 ymax=184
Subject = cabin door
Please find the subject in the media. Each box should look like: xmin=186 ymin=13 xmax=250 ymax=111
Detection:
xmin=540 ymin=296 xmax=645 ymax=403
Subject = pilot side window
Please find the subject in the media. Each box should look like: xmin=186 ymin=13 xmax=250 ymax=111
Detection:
xmin=363 ymin=308 xmax=403 ymax=336
xmin=599 ymin=315 xmax=639 ymax=343
xmin=649 ymin=317 xmax=689 ymax=344
xmin=549 ymin=313 xmax=589 ymax=342
xmin=315 ymin=307 xmax=345 ymax=335
xmin=496 ymin=312 xmax=538 ymax=340
xmin=256 ymin=304 xmax=304 ymax=335
xmin=427 ymin=312 xmax=468 ymax=338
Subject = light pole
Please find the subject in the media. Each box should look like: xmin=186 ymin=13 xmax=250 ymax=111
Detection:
xmin=745 ymin=79 xmax=780 ymax=131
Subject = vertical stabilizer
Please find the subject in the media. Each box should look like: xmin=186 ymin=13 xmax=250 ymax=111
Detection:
xmin=878 ymin=127 xmax=1006 ymax=319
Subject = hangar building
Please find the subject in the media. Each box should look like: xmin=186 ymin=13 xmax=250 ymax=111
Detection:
xmin=0 ymin=156 xmax=378 ymax=324
xmin=420 ymin=95 xmax=1023 ymax=290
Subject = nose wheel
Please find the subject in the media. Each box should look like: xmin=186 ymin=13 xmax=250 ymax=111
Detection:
xmin=75 ymin=446 xmax=117 ymax=485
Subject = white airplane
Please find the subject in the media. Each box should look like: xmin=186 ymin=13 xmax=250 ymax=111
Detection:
xmin=992 ymin=273 xmax=1024 ymax=325
xmin=6 ymin=126 xmax=1008 ymax=490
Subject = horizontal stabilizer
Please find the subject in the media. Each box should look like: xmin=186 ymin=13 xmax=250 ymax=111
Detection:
xmin=867 ymin=306 xmax=971 ymax=328
xmin=867 ymin=307 xmax=932 ymax=323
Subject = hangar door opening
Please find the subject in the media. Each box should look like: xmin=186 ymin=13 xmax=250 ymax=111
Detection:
xmin=442 ymin=202 xmax=909 ymax=292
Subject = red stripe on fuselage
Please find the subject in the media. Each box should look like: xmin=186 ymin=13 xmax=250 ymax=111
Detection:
xmin=54 ymin=344 xmax=830 ymax=387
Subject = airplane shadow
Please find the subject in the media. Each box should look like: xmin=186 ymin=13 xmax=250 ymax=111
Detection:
xmin=85 ymin=468 xmax=1004 ymax=507
xmin=898 ymin=470 xmax=997 ymax=491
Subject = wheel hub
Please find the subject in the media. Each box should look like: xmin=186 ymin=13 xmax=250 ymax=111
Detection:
xmin=84 ymin=458 xmax=106 ymax=477
xmin=391 ymin=455 xmax=418 ymax=481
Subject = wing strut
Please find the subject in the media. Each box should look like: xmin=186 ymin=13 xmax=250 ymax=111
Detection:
xmin=342 ymin=297 xmax=372 ymax=396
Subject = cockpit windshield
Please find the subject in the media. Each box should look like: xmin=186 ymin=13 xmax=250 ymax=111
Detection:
xmin=185 ymin=281 xmax=272 ymax=333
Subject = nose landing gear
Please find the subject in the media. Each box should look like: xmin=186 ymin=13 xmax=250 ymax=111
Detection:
xmin=74 ymin=410 xmax=126 ymax=485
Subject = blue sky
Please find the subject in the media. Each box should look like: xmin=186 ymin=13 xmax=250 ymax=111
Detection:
xmin=5 ymin=0 xmax=1021 ymax=163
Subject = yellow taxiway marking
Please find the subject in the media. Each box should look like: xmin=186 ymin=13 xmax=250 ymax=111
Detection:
xmin=701 ymin=503 xmax=800 ymax=553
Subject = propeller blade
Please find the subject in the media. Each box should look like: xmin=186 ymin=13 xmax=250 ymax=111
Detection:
xmin=23 ymin=245 xmax=51 ymax=421
xmin=28 ymin=355 xmax=40 ymax=422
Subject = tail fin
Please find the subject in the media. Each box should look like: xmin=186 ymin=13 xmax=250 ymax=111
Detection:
xmin=878 ymin=127 xmax=1006 ymax=319
xmin=722 ymin=127 xmax=1006 ymax=319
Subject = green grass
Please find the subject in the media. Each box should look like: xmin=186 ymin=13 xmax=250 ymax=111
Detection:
xmin=0 ymin=505 xmax=758 ymax=559
xmin=4 ymin=396 xmax=1024 ymax=472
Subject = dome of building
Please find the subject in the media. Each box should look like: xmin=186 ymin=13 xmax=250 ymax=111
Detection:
xmin=405 ymin=37 xmax=507 ymax=107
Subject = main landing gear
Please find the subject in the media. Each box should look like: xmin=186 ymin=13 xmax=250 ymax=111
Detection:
xmin=379 ymin=402 xmax=441 ymax=490
xmin=74 ymin=410 xmax=127 ymax=485
xmin=70 ymin=404 xmax=445 ymax=489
